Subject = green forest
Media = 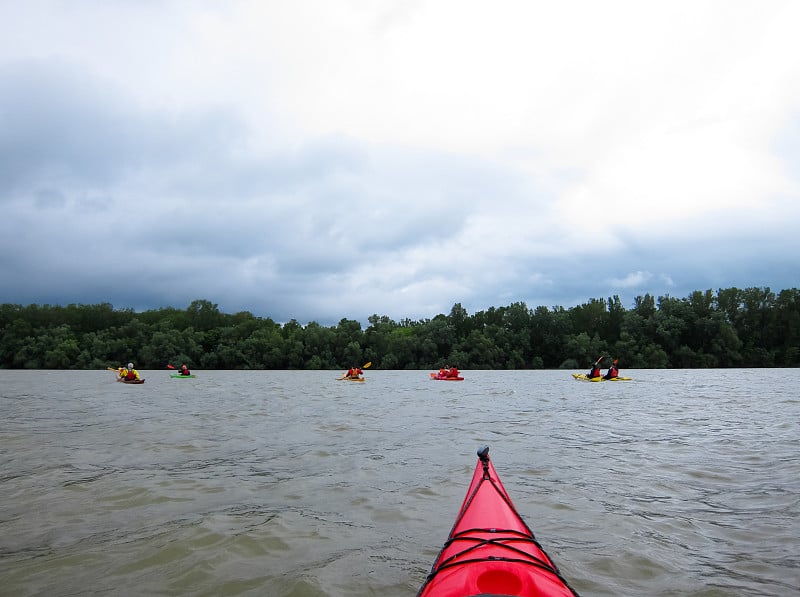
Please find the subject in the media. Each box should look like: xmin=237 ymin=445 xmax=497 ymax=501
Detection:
xmin=1 ymin=286 xmax=798 ymax=370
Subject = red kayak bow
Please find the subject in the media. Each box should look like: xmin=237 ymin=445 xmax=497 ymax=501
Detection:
xmin=417 ymin=446 xmax=578 ymax=597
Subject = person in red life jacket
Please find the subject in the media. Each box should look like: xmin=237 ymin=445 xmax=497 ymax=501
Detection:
xmin=345 ymin=366 xmax=363 ymax=379
xmin=120 ymin=362 xmax=141 ymax=381
xmin=587 ymin=357 xmax=602 ymax=379
xmin=603 ymin=359 xmax=620 ymax=380
xmin=447 ymin=366 xmax=460 ymax=378
xmin=179 ymin=364 xmax=191 ymax=376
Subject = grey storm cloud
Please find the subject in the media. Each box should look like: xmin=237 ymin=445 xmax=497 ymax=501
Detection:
xmin=1 ymin=7 xmax=799 ymax=327
xmin=0 ymin=60 xmax=547 ymax=322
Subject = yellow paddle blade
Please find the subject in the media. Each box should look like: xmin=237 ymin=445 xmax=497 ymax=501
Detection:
xmin=362 ymin=361 xmax=372 ymax=369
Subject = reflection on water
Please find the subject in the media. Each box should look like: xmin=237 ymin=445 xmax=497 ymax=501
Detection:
xmin=1 ymin=369 xmax=798 ymax=596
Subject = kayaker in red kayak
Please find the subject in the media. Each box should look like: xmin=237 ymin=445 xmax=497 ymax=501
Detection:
xmin=431 ymin=366 xmax=464 ymax=381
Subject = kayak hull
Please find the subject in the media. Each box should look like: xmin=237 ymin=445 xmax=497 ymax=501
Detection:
xmin=429 ymin=373 xmax=464 ymax=381
xmin=338 ymin=376 xmax=365 ymax=382
xmin=118 ymin=378 xmax=145 ymax=384
xmin=572 ymin=373 xmax=631 ymax=382
xmin=417 ymin=447 xmax=577 ymax=597
xmin=170 ymin=374 xmax=197 ymax=378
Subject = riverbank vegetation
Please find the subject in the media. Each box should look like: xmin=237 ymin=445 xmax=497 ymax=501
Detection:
xmin=1 ymin=287 xmax=798 ymax=369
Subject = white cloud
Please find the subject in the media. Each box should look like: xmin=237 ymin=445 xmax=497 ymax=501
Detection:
xmin=608 ymin=271 xmax=653 ymax=288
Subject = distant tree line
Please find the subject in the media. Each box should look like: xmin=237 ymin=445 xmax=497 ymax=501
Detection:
xmin=0 ymin=287 xmax=798 ymax=370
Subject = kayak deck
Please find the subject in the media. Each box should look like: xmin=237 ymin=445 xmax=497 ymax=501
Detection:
xmin=170 ymin=374 xmax=197 ymax=378
xmin=417 ymin=446 xmax=578 ymax=597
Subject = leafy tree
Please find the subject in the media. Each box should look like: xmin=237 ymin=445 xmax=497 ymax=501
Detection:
xmin=185 ymin=299 xmax=224 ymax=332
xmin=1 ymin=287 xmax=798 ymax=370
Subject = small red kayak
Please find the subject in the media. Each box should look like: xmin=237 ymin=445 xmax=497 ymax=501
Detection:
xmin=417 ymin=447 xmax=578 ymax=597
xmin=429 ymin=372 xmax=464 ymax=381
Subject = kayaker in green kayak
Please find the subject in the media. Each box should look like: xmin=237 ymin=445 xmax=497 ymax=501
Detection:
xmin=178 ymin=364 xmax=192 ymax=376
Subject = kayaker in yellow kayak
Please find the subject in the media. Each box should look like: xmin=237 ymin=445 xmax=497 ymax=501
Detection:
xmin=603 ymin=358 xmax=620 ymax=380
xmin=344 ymin=366 xmax=363 ymax=380
xmin=587 ymin=356 xmax=602 ymax=379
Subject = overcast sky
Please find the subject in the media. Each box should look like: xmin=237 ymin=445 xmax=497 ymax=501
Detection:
xmin=1 ymin=1 xmax=798 ymax=325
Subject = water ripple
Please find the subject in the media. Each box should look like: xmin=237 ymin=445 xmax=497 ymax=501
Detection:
xmin=0 ymin=369 xmax=797 ymax=596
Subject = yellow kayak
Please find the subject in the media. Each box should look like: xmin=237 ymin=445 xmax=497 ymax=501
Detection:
xmin=572 ymin=373 xmax=632 ymax=382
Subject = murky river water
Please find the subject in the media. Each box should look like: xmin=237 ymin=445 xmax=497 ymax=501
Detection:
xmin=1 ymin=369 xmax=798 ymax=596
